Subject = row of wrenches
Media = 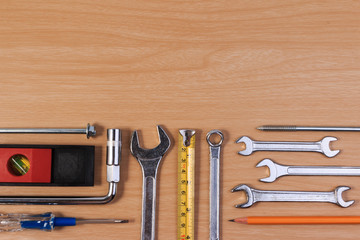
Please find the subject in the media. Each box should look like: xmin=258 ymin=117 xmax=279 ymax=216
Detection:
xmin=232 ymin=135 xmax=357 ymax=208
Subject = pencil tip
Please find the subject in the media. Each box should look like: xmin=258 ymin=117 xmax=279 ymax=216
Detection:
xmin=228 ymin=219 xmax=235 ymax=222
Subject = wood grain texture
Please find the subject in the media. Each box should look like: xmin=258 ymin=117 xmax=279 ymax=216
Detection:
xmin=0 ymin=0 xmax=360 ymax=239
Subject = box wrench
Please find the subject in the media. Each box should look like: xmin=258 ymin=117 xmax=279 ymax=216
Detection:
xmin=207 ymin=130 xmax=224 ymax=240
xmin=130 ymin=126 xmax=171 ymax=240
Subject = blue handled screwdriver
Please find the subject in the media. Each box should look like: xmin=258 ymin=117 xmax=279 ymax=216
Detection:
xmin=0 ymin=212 xmax=128 ymax=232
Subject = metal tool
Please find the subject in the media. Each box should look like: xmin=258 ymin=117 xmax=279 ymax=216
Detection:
xmin=236 ymin=136 xmax=339 ymax=158
xmin=207 ymin=130 xmax=224 ymax=240
xmin=0 ymin=123 xmax=96 ymax=138
xmin=231 ymin=184 xmax=354 ymax=208
xmin=258 ymin=125 xmax=360 ymax=132
xmin=0 ymin=212 xmax=128 ymax=232
xmin=177 ymin=129 xmax=195 ymax=240
xmin=229 ymin=216 xmax=360 ymax=225
xmin=0 ymin=128 xmax=120 ymax=204
xmin=130 ymin=126 xmax=171 ymax=240
xmin=257 ymin=158 xmax=360 ymax=182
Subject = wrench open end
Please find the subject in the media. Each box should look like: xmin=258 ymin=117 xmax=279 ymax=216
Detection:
xmin=335 ymin=186 xmax=354 ymax=208
xmin=256 ymin=159 xmax=285 ymax=183
xmin=231 ymin=184 xmax=254 ymax=208
xmin=130 ymin=125 xmax=171 ymax=161
xmin=320 ymin=137 xmax=340 ymax=158
xmin=236 ymin=136 xmax=253 ymax=156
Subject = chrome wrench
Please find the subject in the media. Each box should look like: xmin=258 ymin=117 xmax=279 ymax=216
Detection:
xmin=207 ymin=130 xmax=224 ymax=240
xmin=236 ymin=136 xmax=339 ymax=158
xmin=257 ymin=158 xmax=360 ymax=182
xmin=231 ymin=184 xmax=354 ymax=208
xmin=130 ymin=126 xmax=171 ymax=240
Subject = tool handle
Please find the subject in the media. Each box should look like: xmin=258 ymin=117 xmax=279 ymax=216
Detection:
xmin=252 ymin=190 xmax=336 ymax=203
xmin=209 ymin=146 xmax=220 ymax=240
xmin=287 ymin=166 xmax=360 ymax=176
xmin=0 ymin=212 xmax=55 ymax=232
xmin=254 ymin=141 xmax=321 ymax=152
xmin=141 ymin=175 xmax=157 ymax=240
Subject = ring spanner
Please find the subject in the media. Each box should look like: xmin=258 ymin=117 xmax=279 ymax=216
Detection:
xmin=232 ymin=184 xmax=354 ymax=208
xmin=207 ymin=130 xmax=224 ymax=240
xmin=258 ymin=159 xmax=360 ymax=182
xmin=236 ymin=136 xmax=339 ymax=158
xmin=130 ymin=126 xmax=171 ymax=240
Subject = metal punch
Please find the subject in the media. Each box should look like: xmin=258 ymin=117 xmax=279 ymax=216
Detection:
xmin=0 ymin=128 xmax=121 ymax=205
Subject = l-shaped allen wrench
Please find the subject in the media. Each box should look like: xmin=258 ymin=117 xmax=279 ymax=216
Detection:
xmin=0 ymin=128 xmax=121 ymax=205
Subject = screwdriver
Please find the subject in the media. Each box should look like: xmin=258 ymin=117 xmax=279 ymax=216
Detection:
xmin=0 ymin=212 xmax=128 ymax=232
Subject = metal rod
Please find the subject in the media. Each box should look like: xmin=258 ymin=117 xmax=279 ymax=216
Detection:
xmin=257 ymin=125 xmax=360 ymax=132
xmin=76 ymin=219 xmax=129 ymax=224
xmin=0 ymin=123 xmax=96 ymax=138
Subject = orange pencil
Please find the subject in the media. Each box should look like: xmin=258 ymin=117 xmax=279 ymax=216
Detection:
xmin=229 ymin=216 xmax=360 ymax=225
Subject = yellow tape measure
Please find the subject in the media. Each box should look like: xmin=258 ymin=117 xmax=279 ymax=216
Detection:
xmin=177 ymin=130 xmax=195 ymax=240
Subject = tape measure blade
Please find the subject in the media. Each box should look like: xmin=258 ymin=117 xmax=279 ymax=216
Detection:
xmin=177 ymin=130 xmax=195 ymax=240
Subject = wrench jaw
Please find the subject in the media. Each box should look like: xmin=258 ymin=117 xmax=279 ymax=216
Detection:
xmin=130 ymin=126 xmax=171 ymax=162
xmin=320 ymin=137 xmax=340 ymax=158
xmin=335 ymin=186 xmax=354 ymax=208
xmin=231 ymin=184 xmax=254 ymax=208
xmin=236 ymin=136 xmax=253 ymax=156
xmin=256 ymin=159 xmax=287 ymax=183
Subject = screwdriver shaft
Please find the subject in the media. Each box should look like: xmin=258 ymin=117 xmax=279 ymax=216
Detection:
xmin=76 ymin=219 xmax=129 ymax=224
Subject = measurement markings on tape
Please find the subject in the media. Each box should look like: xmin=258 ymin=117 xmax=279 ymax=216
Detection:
xmin=177 ymin=129 xmax=195 ymax=240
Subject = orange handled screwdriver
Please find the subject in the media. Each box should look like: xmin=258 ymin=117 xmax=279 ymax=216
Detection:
xmin=230 ymin=216 xmax=360 ymax=225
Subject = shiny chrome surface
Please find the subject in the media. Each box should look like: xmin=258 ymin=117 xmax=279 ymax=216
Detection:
xmin=232 ymin=184 xmax=354 ymax=208
xmin=207 ymin=130 xmax=223 ymax=240
xmin=130 ymin=126 xmax=171 ymax=240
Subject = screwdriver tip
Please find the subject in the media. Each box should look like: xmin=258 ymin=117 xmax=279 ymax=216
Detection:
xmin=228 ymin=219 xmax=235 ymax=222
xmin=256 ymin=126 xmax=264 ymax=130
xmin=115 ymin=220 xmax=129 ymax=223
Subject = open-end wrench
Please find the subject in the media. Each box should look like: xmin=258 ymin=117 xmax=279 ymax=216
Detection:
xmin=257 ymin=158 xmax=360 ymax=182
xmin=231 ymin=184 xmax=354 ymax=208
xmin=236 ymin=136 xmax=339 ymax=158
xmin=130 ymin=126 xmax=171 ymax=240
xmin=207 ymin=130 xmax=224 ymax=240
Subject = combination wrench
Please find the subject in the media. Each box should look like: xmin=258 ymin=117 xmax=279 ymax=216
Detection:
xmin=207 ymin=130 xmax=224 ymax=240
xmin=130 ymin=126 xmax=171 ymax=240
xmin=231 ymin=184 xmax=354 ymax=208
xmin=257 ymin=159 xmax=360 ymax=182
xmin=236 ymin=136 xmax=339 ymax=158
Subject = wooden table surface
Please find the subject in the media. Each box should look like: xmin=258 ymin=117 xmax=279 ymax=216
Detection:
xmin=1 ymin=1 xmax=360 ymax=239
